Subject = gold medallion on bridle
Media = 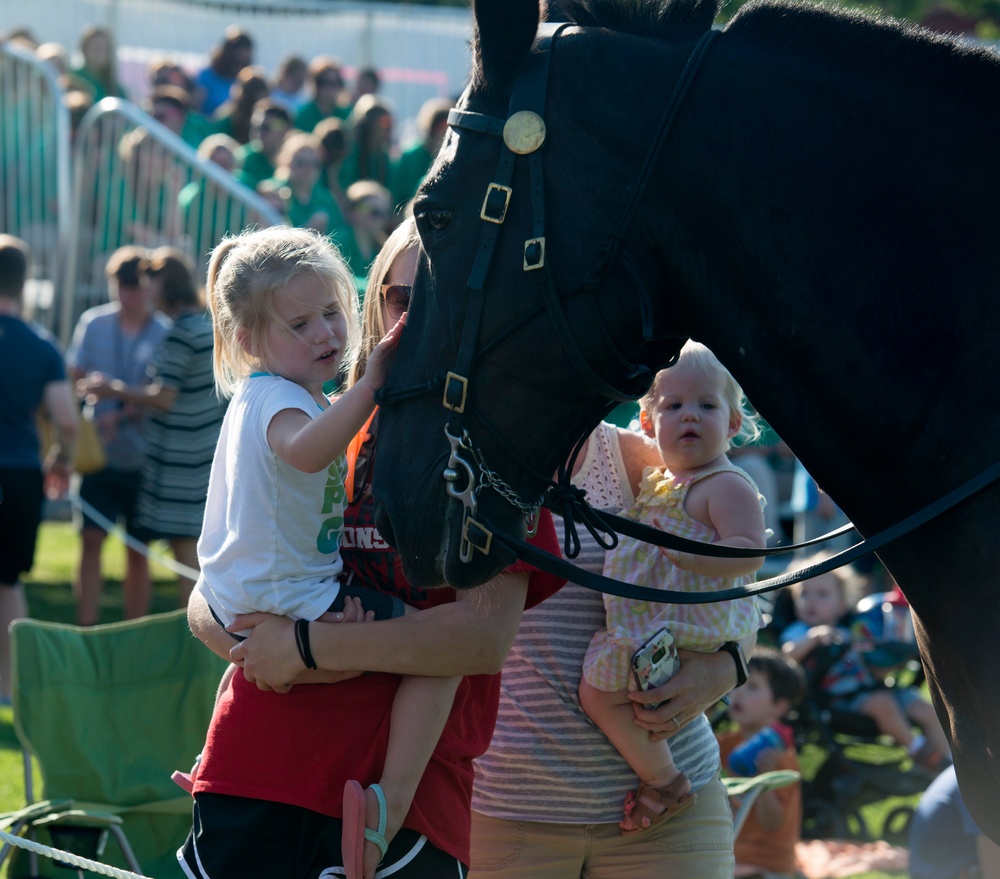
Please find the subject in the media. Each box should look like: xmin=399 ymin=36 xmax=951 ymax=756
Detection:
xmin=503 ymin=111 xmax=546 ymax=155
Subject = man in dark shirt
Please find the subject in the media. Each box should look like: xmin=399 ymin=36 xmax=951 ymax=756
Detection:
xmin=0 ymin=234 xmax=77 ymax=702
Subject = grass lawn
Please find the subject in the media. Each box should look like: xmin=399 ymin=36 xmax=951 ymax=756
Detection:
xmin=18 ymin=520 xmax=186 ymax=628
xmin=0 ymin=523 xmax=920 ymax=878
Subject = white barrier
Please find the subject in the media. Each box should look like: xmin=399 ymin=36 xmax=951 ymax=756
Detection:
xmin=71 ymin=492 xmax=202 ymax=583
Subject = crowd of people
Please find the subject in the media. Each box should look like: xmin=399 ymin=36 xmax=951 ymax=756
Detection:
xmin=2 ymin=22 xmax=456 ymax=283
xmin=0 ymin=16 xmax=975 ymax=879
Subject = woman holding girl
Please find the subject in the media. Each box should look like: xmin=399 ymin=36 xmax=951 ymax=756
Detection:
xmin=182 ymin=219 xmax=563 ymax=879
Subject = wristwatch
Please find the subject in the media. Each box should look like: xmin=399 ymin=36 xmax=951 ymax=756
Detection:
xmin=720 ymin=641 xmax=749 ymax=688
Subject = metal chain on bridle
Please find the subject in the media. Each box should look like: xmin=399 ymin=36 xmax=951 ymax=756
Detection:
xmin=377 ymin=23 xmax=1000 ymax=601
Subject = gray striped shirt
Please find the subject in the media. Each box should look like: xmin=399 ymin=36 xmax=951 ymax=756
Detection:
xmin=472 ymin=423 xmax=720 ymax=823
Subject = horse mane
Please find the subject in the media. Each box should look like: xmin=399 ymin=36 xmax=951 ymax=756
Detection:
xmin=725 ymin=0 xmax=1000 ymax=105
xmin=544 ymin=0 xmax=720 ymax=41
xmin=476 ymin=0 xmax=999 ymax=105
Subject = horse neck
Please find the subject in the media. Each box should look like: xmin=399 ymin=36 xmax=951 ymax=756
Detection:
xmin=635 ymin=28 xmax=999 ymax=531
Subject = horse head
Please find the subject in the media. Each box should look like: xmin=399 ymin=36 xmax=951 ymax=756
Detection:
xmin=372 ymin=0 xmax=714 ymax=588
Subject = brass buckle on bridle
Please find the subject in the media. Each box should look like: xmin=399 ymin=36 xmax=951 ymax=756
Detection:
xmin=442 ymin=372 xmax=469 ymax=414
xmin=480 ymin=183 xmax=512 ymax=224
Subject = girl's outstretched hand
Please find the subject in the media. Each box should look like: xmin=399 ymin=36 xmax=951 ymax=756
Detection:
xmin=363 ymin=313 xmax=406 ymax=389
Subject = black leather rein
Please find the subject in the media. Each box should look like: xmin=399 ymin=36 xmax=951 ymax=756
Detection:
xmin=512 ymin=459 xmax=1000 ymax=603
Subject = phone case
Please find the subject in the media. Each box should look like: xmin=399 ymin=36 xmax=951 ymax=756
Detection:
xmin=631 ymin=628 xmax=680 ymax=707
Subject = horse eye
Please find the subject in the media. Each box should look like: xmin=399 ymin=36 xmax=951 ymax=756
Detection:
xmin=423 ymin=209 xmax=453 ymax=232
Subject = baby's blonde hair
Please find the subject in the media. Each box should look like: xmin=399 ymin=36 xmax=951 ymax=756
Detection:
xmin=206 ymin=225 xmax=359 ymax=397
xmin=640 ymin=340 xmax=760 ymax=448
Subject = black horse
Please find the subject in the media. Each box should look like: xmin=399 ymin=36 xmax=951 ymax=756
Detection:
xmin=372 ymin=0 xmax=1000 ymax=837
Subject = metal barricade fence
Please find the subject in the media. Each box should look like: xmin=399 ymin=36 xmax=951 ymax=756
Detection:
xmin=0 ymin=40 xmax=72 ymax=325
xmin=63 ymin=97 xmax=284 ymax=345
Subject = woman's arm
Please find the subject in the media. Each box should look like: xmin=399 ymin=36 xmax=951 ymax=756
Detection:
xmin=187 ymin=589 xmax=361 ymax=688
xmin=41 ymin=379 xmax=79 ymax=496
xmin=229 ymin=572 xmax=530 ymax=691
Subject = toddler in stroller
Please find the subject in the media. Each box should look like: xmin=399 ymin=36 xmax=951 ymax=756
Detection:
xmin=775 ymin=558 xmax=951 ymax=841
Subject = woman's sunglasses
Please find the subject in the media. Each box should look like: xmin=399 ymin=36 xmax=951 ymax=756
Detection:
xmin=381 ymin=284 xmax=411 ymax=318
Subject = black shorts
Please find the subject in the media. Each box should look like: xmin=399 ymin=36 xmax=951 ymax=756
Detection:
xmin=212 ymin=582 xmax=406 ymax=643
xmin=330 ymin=582 xmax=406 ymax=621
xmin=0 ymin=467 xmax=44 ymax=584
xmin=178 ymin=793 xmax=468 ymax=879
xmin=75 ymin=467 xmax=145 ymax=537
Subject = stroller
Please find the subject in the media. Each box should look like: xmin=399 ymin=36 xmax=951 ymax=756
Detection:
xmin=786 ymin=592 xmax=934 ymax=844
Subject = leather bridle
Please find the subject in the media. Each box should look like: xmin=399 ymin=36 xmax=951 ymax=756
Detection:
xmin=378 ymin=24 xmax=715 ymax=564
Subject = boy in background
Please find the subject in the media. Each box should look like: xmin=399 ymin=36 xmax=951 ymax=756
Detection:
xmin=780 ymin=561 xmax=950 ymax=772
xmin=718 ymin=646 xmax=805 ymax=879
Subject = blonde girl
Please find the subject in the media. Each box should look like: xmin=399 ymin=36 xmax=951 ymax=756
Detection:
xmin=186 ymin=225 xmax=460 ymax=879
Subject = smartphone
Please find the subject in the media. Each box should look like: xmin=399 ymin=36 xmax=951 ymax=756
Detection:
xmin=631 ymin=628 xmax=680 ymax=709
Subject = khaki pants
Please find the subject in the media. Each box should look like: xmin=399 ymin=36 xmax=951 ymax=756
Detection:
xmin=470 ymin=775 xmax=734 ymax=879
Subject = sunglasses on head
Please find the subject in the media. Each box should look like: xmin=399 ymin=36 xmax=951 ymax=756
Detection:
xmin=381 ymin=284 xmax=411 ymax=317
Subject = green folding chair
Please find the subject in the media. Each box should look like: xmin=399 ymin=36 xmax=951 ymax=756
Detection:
xmin=724 ymin=769 xmax=802 ymax=838
xmin=0 ymin=609 xmax=228 ymax=878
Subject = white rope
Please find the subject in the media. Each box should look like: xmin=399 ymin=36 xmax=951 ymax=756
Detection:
xmin=0 ymin=827 xmax=153 ymax=879
xmin=68 ymin=493 xmax=201 ymax=582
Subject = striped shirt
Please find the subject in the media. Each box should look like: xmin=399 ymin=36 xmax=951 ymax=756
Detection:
xmin=134 ymin=311 xmax=227 ymax=538
xmin=472 ymin=422 xmax=720 ymax=823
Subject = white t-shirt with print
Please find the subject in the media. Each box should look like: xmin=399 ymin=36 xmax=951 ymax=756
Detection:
xmin=196 ymin=374 xmax=346 ymax=630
